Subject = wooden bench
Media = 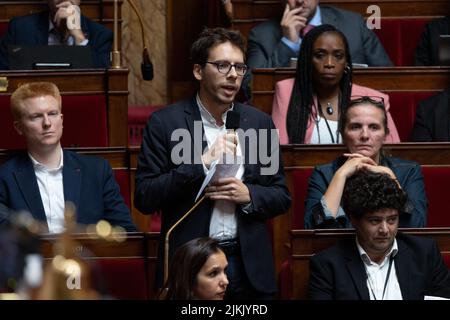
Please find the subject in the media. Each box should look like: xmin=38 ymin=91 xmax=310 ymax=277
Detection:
xmin=40 ymin=231 xmax=159 ymax=299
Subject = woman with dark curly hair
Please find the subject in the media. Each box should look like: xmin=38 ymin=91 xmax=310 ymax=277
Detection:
xmin=304 ymin=96 xmax=426 ymax=228
xmin=271 ymin=24 xmax=400 ymax=144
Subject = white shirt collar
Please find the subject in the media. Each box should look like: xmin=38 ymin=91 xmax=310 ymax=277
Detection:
xmin=356 ymin=237 xmax=398 ymax=266
xmin=196 ymin=93 xmax=234 ymax=127
xmin=29 ymin=149 xmax=64 ymax=172
xmin=309 ymin=6 xmax=322 ymax=26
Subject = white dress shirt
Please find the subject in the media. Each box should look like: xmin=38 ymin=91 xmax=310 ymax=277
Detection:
xmin=356 ymin=238 xmax=403 ymax=300
xmin=196 ymin=94 xmax=244 ymax=240
xmin=29 ymin=150 xmax=65 ymax=234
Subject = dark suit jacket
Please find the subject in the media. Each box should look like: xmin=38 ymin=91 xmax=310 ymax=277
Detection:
xmin=134 ymin=97 xmax=292 ymax=293
xmin=246 ymin=5 xmax=393 ymax=70
xmin=0 ymin=150 xmax=136 ymax=232
xmin=414 ymin=16 xmax=450 ymax=66
xmin=0 ymin=10 xmax=112 ymax=69
xmin=411 ymin=90 xmax=450 ymax=141
xmin=309 ymin=233 xmax=450 ymax=300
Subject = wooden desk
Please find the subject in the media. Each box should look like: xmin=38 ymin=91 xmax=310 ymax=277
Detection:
xmin=251 ymin=67 xmax=450 ymax=115
xmin=0 ymin=69 xmax=129 ymax=147
xmin=39 ymin=231 xmax=159 ymax=299
xmin=0 ymin=147 xmax=128 ymax=167
xmin=290 ymin=228 xmax=450 ymax=299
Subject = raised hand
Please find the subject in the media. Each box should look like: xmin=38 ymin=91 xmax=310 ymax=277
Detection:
xmin=280 ymin=4 xmax=307 ymax=43
xmin=202 ymin=132 xmax=237 ymax=169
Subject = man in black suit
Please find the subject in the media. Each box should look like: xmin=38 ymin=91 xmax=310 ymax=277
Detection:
xmin=309 ymin=170 xmax=450 ymax=300
xmin=135 ymin=28 xmax=291 ymax=299
xmin=411 ymin=89 xmax=450 ymax=141
xmin=414 ymin=16 xmax=450 ymax=66
xmin=0 ymin=0 xmax=112 ymax=69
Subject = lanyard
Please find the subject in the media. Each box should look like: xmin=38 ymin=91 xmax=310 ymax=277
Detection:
xmin=367 ymin=255 xmax=394 ymax=300
xmin=316 ymin=101 xmax=340 ymax=144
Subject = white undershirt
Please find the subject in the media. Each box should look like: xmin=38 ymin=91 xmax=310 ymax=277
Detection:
xmin=310 ymin=116 xmax=341 ymax=144
xmin=29 ymin=150 xmax=65 ymax=234
xmin=196 ymin=94 xmax=244 ymax=240
xmin=356 ymin=238 xmax=403 ymax=300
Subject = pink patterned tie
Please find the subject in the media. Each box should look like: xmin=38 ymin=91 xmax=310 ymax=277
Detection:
xmin=301 ymin=24 xmax=315 ymax=38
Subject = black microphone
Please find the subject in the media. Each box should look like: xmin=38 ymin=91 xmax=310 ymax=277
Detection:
xmin=141 ymin=48 xmax=154 ymax=81
xmin=226 ymin=110 xmax=240 ymax=130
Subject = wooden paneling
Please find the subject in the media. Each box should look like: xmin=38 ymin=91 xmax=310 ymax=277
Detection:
xmin=251 ymin=67 xmax=450 ymax=115
xmin=291 ymin=228 xmax=450 ymax=299
xmin=129 ymin=146 xmax=152 ymax=231
xmin=0 ymin=69 xmax=129 ymax=147
xmin=39 ymin=232 xmax=159 ymax=299
xmin=0 ymin=147 xmax=128 ymax=167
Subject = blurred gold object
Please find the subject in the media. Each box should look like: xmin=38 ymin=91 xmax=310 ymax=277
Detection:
xmin=0 ymin=77 xmax=8 ymax=92
xmin=37 ymin=202 xmax=99 ymax=300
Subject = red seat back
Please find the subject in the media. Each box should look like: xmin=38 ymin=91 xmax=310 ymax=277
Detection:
xmin=374 ymin=18 xmax=430 ymax=66
xmin=97 ymin=259 xmax=148 ymax=299
xmin=443 ymin=254 xmax=450 ymax=269
xmin=387 ymin=91 xmax=436 ymax=141
xmin=128 ymin=105 xmax=164 ymax=146
xmin=0 ymin=22 xmax=8 ymax=38
xmin=0 ymin=95 xmax=108 ymax=149
xmin=113 ymin=169 xmax=131 ymax=209
xmin=422 ymin=166 xmax=450 ymax=227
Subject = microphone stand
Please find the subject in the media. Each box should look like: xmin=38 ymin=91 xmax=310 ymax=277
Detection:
xmin=111 ymin=0 xmax=153 ymax=79
xmin=163 ymin=195 xmax=206 ymax=284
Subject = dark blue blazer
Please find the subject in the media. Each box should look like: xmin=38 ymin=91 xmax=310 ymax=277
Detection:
xmin=135 ymin=97 xmax=292 ymax=293
xmin=309 ymin=233 xmax=450 ymax=300
xmin=0 ymin=150 xmax=136 ymax=232
xmin=0 ymin=10 xmax=112 ymax=69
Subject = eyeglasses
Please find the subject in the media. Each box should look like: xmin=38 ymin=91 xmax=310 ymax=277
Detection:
xmin=205 ymin=61 xmax=248 ymax=76
xmin=349 ymin=95 xmax=385 ymax=108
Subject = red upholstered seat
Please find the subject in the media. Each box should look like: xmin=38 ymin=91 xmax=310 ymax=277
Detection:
xmin=443 ymin=254 xmax=450 ymax=269
xmin=422 ymin=166 xmax=450 ymax=227
xmin=387 ymin=91 xmax=435 ymax=141
xmin=113 ymin=169 xmax=131 ymax=209
xmin=0 ymin=95 xmax=108 ymax=149
xmin=374 ymin=18 xmax=431 ymax=66
xmin=128 ymin=105 xmax=164 ymax=146
xmin=97 ymin=259 xmax=148 ymax=299
xmin=0 ymin=22 xmax=8 ymax=38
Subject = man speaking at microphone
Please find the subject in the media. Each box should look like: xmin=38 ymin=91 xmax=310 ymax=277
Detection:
xmin=135 ymin=27 xmax=291 ymax=299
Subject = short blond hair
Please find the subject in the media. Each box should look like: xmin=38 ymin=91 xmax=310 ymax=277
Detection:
xmin=10 ymin=82 xmax=62 ymax=120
